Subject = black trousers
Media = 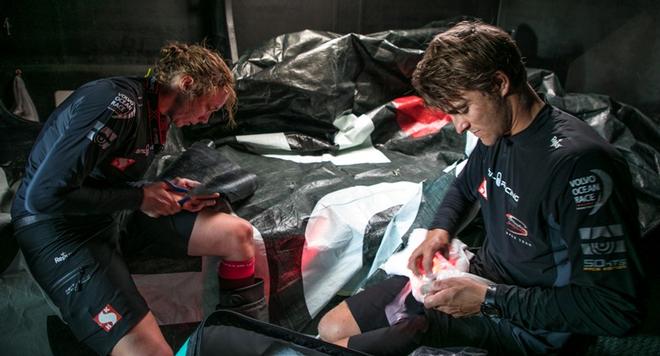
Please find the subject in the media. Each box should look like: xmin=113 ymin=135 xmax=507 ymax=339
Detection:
xmin=13 ymin=211 xmax=197 ymax=355
xmin=345 ymin=275 xmax=527 ymax=356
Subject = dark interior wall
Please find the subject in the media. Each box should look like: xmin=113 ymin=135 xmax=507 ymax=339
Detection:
xmin=498 ymin=0 xmax=660 ymax=113
xmin=231 ymin=0 xmax=499 ymax=55
xmin=1 ymin=0 xmax=658 ymax=120
xmin=1 ymin=0 xmax=499 ymax=120
xmin=0 ymin=0 xmax=215 ymax=119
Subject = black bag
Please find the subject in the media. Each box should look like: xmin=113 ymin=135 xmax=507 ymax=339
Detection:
xmin=177 ymin=310 xmax=370 ymax=356
xmin=159 ymin=141 xmax=258 ymax=211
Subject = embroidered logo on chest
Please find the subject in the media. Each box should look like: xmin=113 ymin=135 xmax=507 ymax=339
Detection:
xmin=487 ymin=168 xmax=519 ymax=202
xmin=504 ymin=213 xmax=532 ymax=247
xmin=110 ymin=157 xmax=136 ymax=172
xmin=478 ymin=178 xmax=488 ymax=200
xmin=134 ymin=144 xmax=152 ymax=157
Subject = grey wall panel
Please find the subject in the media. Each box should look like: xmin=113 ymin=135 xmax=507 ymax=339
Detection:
xmin=0 ymin=0 xmax=209 ymax=118
xmin=231 ymin=0 xmax=498 ymax=55
xmin=498 ymin=0 xmax=659 ymax=112
xmin=0 ymin=1 xmax=206 ymax=63
xmin=4 ymin=0 xmax=655 ymax=118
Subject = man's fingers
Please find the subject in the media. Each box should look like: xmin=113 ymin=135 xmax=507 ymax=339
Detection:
xmin=408 ymin=248 xmax=423 ymax=276
xmin=407 ymin=256 xmax=415 ymax=274
xmin=424 ymin=289 xmax=450 ymax=309
xmin=422 ymin=250 xmax=435 ymax=277
xmin=429 ymin=279 xmax=447 ymax=293
xmin=173 ymin=177 xmax=201 ymax=189
xmin=193 ymin=193 xmax=220 ymax=200
xmin=182 ymin=196 xmax=218 ymax=212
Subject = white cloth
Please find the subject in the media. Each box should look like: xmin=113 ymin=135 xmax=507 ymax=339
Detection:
xmin=381 ymin=228 xmax=493 ymax=302
xmin=11 ymin=75 xmax=39 ymax=122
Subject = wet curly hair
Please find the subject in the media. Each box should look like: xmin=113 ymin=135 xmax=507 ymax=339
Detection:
xmin=154 ymin=42 xmax=236 ymax=125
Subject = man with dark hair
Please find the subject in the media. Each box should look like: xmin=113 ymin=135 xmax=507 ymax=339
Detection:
xmin=11 ymin=42 xmax=265 ymax=355
xmin=318 ymin=21 xmax=644 ymax=355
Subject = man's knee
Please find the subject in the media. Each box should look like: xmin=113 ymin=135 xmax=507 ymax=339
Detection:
xmin=205 ymin=214 xmax=254 ymax=259
xmin=223 ymin=216 xmax=253 ymax=251
xmin=232 ymin=217 xmax=254 ymax=245
xmin=318 ymin=302 xmax=358 ymax=342
xmin=318 ymin=311 xmax=343 ymax=342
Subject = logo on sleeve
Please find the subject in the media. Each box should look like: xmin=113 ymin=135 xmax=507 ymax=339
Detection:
xmin=580 ymin=224 xmax=627 ymax=271
xmin=569 ymin=169 xmax=612 ymax=215
xmin=110 ymin=157 xmax=136 ymax=171
xmin=87 ymin=121 xmax=118 ymax=149
xmin=477 ymin=178 xmax=487 ymax=200
xmin=550 ymin=135 xmax=563 ymax=149
xmin=108 ymin=93 xmax=136 ymax=119
xmin=93 ymin=304 xmax=122 ymax=332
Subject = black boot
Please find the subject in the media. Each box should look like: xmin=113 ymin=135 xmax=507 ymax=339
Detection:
xmin=217 ymin=278 xmax=269 ymax=322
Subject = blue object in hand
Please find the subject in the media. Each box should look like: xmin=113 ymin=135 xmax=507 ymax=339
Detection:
xmin=163 ymin=179 xmax=190 ymax=194
xmin=163 ymin=180 xmax=192 ymax=206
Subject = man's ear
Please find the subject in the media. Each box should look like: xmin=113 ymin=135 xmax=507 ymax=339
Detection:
xmin=179 ymin=75 xmax=194 ymax=91
xmin=493 ymin=71 xmax=510 ymax=97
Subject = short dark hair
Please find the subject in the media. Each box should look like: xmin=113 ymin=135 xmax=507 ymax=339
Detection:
xmin=412 ymin=21 xmax=526 ymax=113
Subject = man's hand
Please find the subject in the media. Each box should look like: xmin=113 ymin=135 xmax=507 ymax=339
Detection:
xmin=423 ymin=277 xmax=488 ymax=317
xmin=169 ymin=177 xmax=200 ymax=191
xmin=169 ymin=177 xmax=220 ymax=212
xmin=407 ymin=228 xmax=451 ymax=276
xmin=180 ymin=193 xmax=219 ymax=212
xmin=140 ymin=181 xmax=183 ymax=218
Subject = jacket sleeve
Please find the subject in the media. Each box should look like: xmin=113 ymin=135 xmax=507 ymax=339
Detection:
xmin=429 ymin=143 xmax=484 ymax=234
xmin=24 ymin=83 xmax=144 ymax=214
xmin=493 ymin=152 xmax=644 ymax=336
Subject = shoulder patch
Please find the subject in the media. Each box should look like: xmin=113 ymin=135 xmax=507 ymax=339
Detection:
xmin=87 ymin=121 xmax=118 ymax=149
xmin=108 ymin=93 xmax=136 ymax=119
xmin=569 ymin=169 xmax=613 ymax=215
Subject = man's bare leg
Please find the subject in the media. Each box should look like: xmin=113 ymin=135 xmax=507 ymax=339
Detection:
xmin=317 ymin=301 xmax=362 ymax=347
xmin=111 ymin=311 xmax=172 ymax=356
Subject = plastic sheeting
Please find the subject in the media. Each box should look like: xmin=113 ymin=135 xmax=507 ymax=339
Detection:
xmin=183 ymin=28 xmax=660 ymax=330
